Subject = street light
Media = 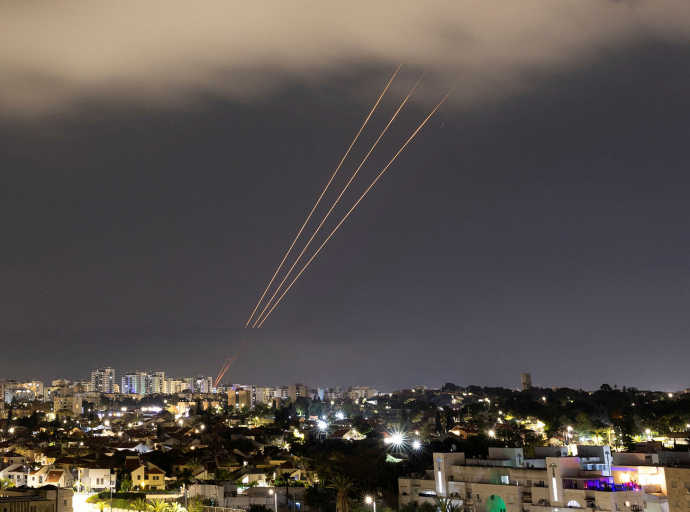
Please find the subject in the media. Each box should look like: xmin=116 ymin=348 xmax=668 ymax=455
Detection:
xmin=412 ymin=440 xmax=422 ymax=450
xmin=488 ymin=430 xmax=496 ymax=438
xmin=269 ymin=489 xmax=278 ymax=512
xmin=365 ymin=496 xmax=376 ymax=512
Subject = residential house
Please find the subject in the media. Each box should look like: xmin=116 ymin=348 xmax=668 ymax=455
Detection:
xmin=131 ymin=462 xmax=166 ymax=491
xmin=0 ymin=464 xmax=30 ymax=487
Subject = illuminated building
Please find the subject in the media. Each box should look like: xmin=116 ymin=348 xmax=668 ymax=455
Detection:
xmin=399 ymin=445 xmax=671 ymax=512
xmin=91 ymin=367 xmax=116 ymax=394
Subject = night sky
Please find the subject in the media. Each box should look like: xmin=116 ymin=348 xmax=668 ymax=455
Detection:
xmin=1 ymin=2 xmax=690 ymax=391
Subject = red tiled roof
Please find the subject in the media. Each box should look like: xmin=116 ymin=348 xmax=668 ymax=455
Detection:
xmin=46 ymin=471 xmax=63 ymax=483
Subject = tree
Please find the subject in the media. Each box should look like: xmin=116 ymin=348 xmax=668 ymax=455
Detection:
xmin=249 ymin=505 xmax=273 ymax=512
xmin=222 ymin=454 xmax=239 ymax=467
xmin=121 ymin=478 xmax=133 ymax=492
xmin=187 ymin=457 xmax=203 ymax=471
xmin=167 ymin=504 xmax=186 ymax=512
xmin=93 ymin=502 xmax=108 ymax=512
xmin=305 ymin=486 xmax=334 ymax=512
xmin=131 ymin=498 xmax=149 ymax=512
xmin=0 ymin=478 xmax=16 ymax=490
xmin=148 ymin=499 xmax=170 ymax=512
xmin=214 ymin=468 xmax=231 ymax=481
xmin=434 ymin=498 xmax=460 ymax=512
xmin=435 ymin=410 xmax=443 ymax=434
xmin=327 ymin=475 xmax=354 ymax=512
xmin=188 ymin=496 xmax=206 ymax=512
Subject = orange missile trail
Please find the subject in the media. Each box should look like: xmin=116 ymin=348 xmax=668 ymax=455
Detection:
xmin=215 ymin=336 xmax=252 ymax=387
xmin=215 ymin=355 xmax=231 ymax=384
xmin=254 ymin=83 xmax=460 ymax=328
xmin=243 ymin=62 xmax=403 ymax=329
xmin=251 ymin=72 xmax=427 ymax=328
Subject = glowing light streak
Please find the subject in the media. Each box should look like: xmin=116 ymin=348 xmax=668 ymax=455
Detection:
xmin=251 ymin=71 xmax=426 ymax=328
xmin=254 ymin=82 xmax=460 ymax=328
xmin=243 ymin=63 xmax=403 ymax=328
xmin=215 ymin=336 xmax=251 ymax=387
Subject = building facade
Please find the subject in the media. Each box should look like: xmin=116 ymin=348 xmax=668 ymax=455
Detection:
xmin=91 ymin=368 xmax=116 ymax=394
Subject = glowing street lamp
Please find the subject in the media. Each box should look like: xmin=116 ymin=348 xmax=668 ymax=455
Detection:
xmin=269 ymin=489 xmax=278 ymax=512
xmin=365 ymin=496 xmax=376 ymax=512
xmin=335 ymin=411 xmax=345 ymax=421
xmin=390 ymin=432 xmax=404 ymax=446
xmin=488 ymin=430 xmax=496 ymax=438
xmin=412 ymin=439 xmax=422 ymax=450
xmin=317 ymin=420 xmax=328 ymax=432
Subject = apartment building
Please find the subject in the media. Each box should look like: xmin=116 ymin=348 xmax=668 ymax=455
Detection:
xmin=348 ymin=386 xmax=378 ymax=400
xmin=289 ymin=383 xmax=309 ymax=401
xmin=399 ymin=445 xmax=676 ymax=512
xmin=122 ymin=371 xmax=152 ymax=395
xmin=91 ymin=368 xmax=116 ymax=394
xmin=228 ymin=388 xmax=253 ymax=410
xmin=53 ymin=395 xmax=82 ymax=417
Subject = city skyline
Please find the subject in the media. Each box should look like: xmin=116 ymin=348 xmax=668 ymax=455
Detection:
xmin=2 ymin=2 xmax=690 ymax=390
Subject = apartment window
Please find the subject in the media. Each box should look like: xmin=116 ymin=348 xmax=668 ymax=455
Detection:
xmin=673 ymin=482 xmax=678 ymax=488
xmin=64 ymin=501 xmax=67 ymax=506
xmin=138 ymin=475 xmax=141 ymax=480
xmin=673 ymin=501 xmax=679 ymax=508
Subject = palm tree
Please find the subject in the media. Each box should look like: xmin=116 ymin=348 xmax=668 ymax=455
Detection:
xmin=121 ymin=478 xmax=133 ymax=492
xmin=0 ymin=478 xmax=16 ymax=490
xmin=221 ymin=454 xmax=239 ymax=467
xmin=147 ymin=499 xmax=170 ymax=512
xmin=14 ymin=445 xmax=29 ymax=456
xmin=327 ymin=475 xmax=354 ymax=512
xmin=187 ymin=457 xmax=203 ymax=471
xmin=435 ymin=497 xmax=461 ymax=512
xmin=131 ymin=498 xmax=149 ymax=512
xmin=167 ymin=503 xmax=186 ymax=512
xmin=93 ymin=501 xmax=108 ymax=512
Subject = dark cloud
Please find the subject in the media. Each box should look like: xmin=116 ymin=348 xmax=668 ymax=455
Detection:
xmin=1 ymin=1 xmax=689 ymax=116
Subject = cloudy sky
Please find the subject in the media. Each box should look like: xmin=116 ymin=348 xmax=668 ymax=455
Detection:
xmin=1 ymin=1 xmax=690 ymax=391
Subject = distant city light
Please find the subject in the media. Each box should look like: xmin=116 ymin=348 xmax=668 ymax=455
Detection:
xmin=317 ymin=420 xmax=328 ymax=431
xmin=335 ymin=411 xmax=345 ymax=420
xmin=488 ymin=430 xmax=496 ymax=438
xmin=412 ymin=439 xmax=422 ymax=450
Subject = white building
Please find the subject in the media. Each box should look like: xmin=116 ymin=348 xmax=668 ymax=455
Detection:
xmin=399 ymin=446 xmax=672 ymax=512
xmin=91 ymin=367 xmax=116 ymax=394
xmin=122 ymin=371 xmax=152 ymax=395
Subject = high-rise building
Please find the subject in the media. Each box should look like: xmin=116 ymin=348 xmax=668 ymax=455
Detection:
xmin=521 ymin=372 xmax=532 ymax=391
xmin=228 ymin=388 xmax=253 ymax=410
xmin=122 ymin=371 xmax=152 ymax=395
xmin=150 ymin=372 xmax=165 ymax=394
xmin=192 ymin=376 xmax=213 ymax=394
xmin=91 ymin=367 xmax=116 ymax=394
xmin=289 ymin=383 xmax=309 ymax=401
